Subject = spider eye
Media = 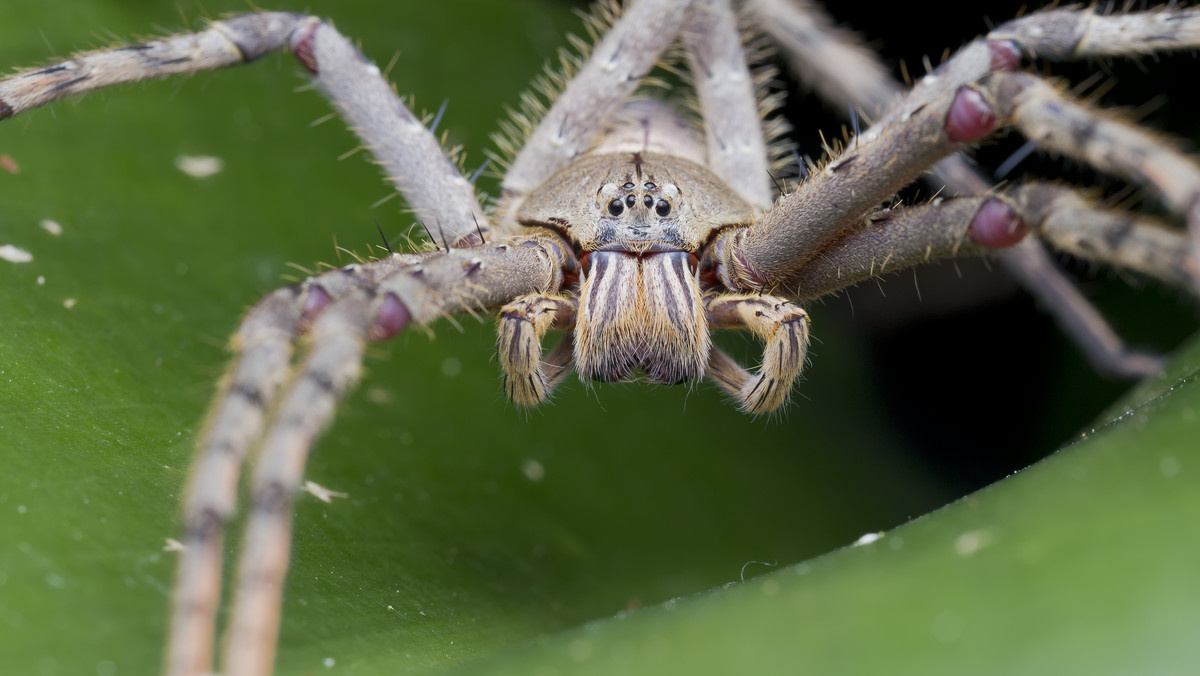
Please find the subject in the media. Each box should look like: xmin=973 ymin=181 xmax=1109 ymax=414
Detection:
xmin=655 ymin=199 xmax=671 ymax=217
xmin=625 ymin=194 xmax=636 ymax=208
xmin=643 ymin=195 xmax=654 ymax=208
xmin=644 ymin=182 xmax=656 ymax=190
xmin=608 ymin=199 xmax=624 ymax=216
xmin=622 ymin=182 xmax=635 ymax=190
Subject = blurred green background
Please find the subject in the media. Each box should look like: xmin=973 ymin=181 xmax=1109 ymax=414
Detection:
xmin=1 ymin=1 xmax=1197 ymax=674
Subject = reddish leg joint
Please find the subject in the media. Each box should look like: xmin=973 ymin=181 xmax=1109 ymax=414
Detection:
xmin=289 ymin=21 xmax=321 ymax=74
xmin=301 ymin=284 xmax=332 ymax=324
xmin=370 ymin=292 xmax=412 ymax=341
xmin=945 ymin=87 xmax=998 ymax=143
xmin=987 ymin=40 xmax=1022 ymax=72
xmin=969 ymin=198 xmax=1029 ymax=249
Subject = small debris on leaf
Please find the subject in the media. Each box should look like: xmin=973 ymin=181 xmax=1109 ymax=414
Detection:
xmin=0 ymin=244 xmax=32 ymax=263
xmin=852 ymin=531 xmax=884 ymax=546
xmin=174 ymin=154 xmax=225 ymax=178
xmin=303 ymin=481 xmax=348 ymax=504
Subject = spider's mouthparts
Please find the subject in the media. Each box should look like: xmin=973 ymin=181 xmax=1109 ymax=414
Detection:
xmin=575 ymin=251 xmax=709 ymax=386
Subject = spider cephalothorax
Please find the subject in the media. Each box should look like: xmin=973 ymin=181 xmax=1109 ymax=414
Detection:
xmin=517 ymin=122 xmax=760 ymax=386
xmin=3 ymin=1 xmax=1199 ymax=675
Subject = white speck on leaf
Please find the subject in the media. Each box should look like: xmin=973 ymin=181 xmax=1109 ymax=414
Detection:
xmin=521 ymin=458 xmax=545 ymax=482
xmin=0 ymin=244 xmax=33 ymax=263
xmin=955 ymin=529 xmax=992 ymax=557
xmin=303 ymin=481 xmax=348 ymax=504
xmin=174 ymin=154 xmax=225 ymax=178
xmin=852 ymin=531 xmax=884 ymax=546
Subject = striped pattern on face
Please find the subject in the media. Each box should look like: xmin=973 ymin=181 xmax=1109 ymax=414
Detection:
xmin=574 ymin=251 xmax=710 ymax=384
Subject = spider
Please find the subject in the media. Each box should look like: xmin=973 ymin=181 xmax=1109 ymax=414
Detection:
xmin=3 ymin=1 xmax=1199 ymax=675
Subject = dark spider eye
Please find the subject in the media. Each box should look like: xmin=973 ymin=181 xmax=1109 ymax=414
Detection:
xmin=655 ymin=199 xmax=670 ymax=217
xmin=644 ymin=182 xmax=656 ymax=190
xmin=625 ymin=194 xmax=636 ymax=208
xmin=622 ymin=182 xmax=635 ymax=190
xmin=608 ymin=199 xmax=624 ymax=216
xmin=643 ymin=195 xmax=654 ymax=208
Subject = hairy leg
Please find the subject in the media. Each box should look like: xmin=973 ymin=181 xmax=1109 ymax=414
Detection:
xmin=740 ymin=0 xmax=1200 ymax=377
xmin=0 ymin=13 xmax=489 ymax=245
xmin=171 ymin=232 xmax=569 ymax=675
xmin=683 ymin=0 xmax=772 ymax=210
xmin=501 ymin=0 xmax=693 ymax=198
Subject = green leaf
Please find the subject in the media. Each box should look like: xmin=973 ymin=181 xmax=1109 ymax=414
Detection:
xmin=1 ymin=2 xmax=1196 ymax=676
xmin=453 ymin=337 xmax=1200 ymax=675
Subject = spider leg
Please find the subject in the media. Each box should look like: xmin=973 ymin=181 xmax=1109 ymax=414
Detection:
xmin=788 ymin=192 xmax=1191 ymax=299
xmin=169 ymin=252 xmax=427 ymax=676
xmin=293 ymin=21 xmax=490 ymax=244
xmin=738 ymin=0 xmax=896 ymax=115
xmin=0 ymin=13 xmax=490 ymax=245
xmin=169 ymin=289 xmax=305 ymax=676
xmin=707 ymin=79 xmax=982 ymax=291
xmin=497 ymin=293 xmax=578 ymax=406
xmin=974 ymin=70 xmax=1200 ymax=281
xmin=867 ymin=8 xmax=1200 ymax=289
xmin=501 ymin=0 xmax=691 ymax=198
xmin=0 ymin=13 xmax=305 ymax=117
xmin=999 ymin=238 xmax=1167 ymax=377
xmin=224 ymin=288 xmax=374 ymax=676
xmin=993 ymin=7 xmax=1200 ymax=61
xmin=713 ymin=14 xmax=1200 ymax=292
xmin=168 ymin=234 xmax=570 ymax=676
xmin=682 ymin=0 xmax=772 ymax=209
xmin=740 ymin=0 xmax=1200 ymax=377
xmin=3 ymin=12 xmax=576 ymax=672
xmin=923 ymin=155 xmax=1156 ymax=376
xmin=787 ymin=197 xmax=997 ymax=299
xmin=705 ymin=294 xmax=809 ymax=414
xmin=1008 ymin=184 xmax=1194 ymax=290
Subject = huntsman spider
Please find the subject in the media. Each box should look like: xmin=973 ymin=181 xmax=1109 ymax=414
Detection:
xmin=2 ymin=1 xmax=1198 ymax=674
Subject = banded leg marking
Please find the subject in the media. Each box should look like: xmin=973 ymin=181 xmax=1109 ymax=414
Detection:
xmin=497 ymin=293 xmax=578 ymax=406
xmin=706 ymin=294 xmax=809 ymax=414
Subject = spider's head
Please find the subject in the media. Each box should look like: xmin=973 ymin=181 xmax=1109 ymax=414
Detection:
xmin=517 ymin=150 xmax=755 ymax=258
xmin=591 ymin=178 xmax=685 ymax=254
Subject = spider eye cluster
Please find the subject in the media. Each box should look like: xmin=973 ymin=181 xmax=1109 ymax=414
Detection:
xmin=598 ymin=180 xmax=679 ymax=219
